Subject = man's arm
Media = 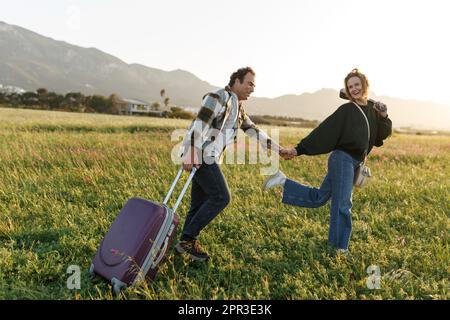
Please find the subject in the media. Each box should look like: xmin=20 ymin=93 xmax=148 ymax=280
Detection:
xmin=239 ymin=106 xmax=284 ymax=154
xmin=181 ymin=92 xmax=225 ymax=170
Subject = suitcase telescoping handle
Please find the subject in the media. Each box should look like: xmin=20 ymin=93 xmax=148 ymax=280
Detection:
xmin=163 ymin=166 xmax=197 ymax=213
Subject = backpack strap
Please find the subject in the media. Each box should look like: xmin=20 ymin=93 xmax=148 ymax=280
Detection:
xmin=352 ymin=101 xmax=370 ymax=162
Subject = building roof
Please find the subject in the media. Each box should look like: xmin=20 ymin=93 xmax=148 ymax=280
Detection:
xmin=121 ymin=98 xmax=150 ymax=105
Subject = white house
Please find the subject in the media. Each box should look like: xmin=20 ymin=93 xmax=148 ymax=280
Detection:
xmin=119 ymin=98 xmax=163 ymax=116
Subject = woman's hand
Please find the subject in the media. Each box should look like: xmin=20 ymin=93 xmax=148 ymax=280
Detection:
xmin=374 ymin=101 xmax=388 ymax=118
xmin=280 ymin=148 xmax=297 ymax=160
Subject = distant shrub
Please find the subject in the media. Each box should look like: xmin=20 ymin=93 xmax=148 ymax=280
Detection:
xmin=167 ymin=107 xmax=195 ymax=120
xmin=249 ymin=114 xmax=319 ymax=128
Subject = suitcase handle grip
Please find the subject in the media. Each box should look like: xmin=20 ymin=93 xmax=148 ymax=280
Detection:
xmin=152 ymin=236 xmax=169 ymax=268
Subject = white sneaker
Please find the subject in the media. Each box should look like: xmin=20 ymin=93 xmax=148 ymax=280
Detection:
xmin=262 ymin=170 xmax=287 ymax=191
xmin=336 ymin=249 xmax=349 ymax=256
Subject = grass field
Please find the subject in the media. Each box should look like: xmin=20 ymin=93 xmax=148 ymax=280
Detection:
xmin=0 ymin=107 xmax=449 ymax=300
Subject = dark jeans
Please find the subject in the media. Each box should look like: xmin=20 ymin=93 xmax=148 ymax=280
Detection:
xmin=282 ymin=150 xmax=360 ymax=250
xmin=181 ymin=163 xmax=231 ymax=241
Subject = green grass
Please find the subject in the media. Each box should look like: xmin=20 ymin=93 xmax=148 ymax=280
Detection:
xmin=0 ymin=107 xmax=449 ymax=300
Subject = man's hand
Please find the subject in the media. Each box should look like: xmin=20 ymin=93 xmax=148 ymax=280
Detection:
xmin=279 ymin=148 xmax=297 ymax=160
xmin=374 ymin=101 xmax=388 ymax=118
xmin=182 ymin=146 xmax=201 ymax=171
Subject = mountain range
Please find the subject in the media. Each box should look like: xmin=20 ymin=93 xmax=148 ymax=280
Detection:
xmin=1 ymin=20 xmax=449 ymax=130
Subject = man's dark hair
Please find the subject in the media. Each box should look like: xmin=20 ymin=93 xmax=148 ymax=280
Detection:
xmin=228 ymin=67 xmax=255 ymax=87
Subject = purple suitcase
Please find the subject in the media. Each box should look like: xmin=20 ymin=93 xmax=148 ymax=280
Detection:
xmin=89 ymin=167 xmax=196 ymax=295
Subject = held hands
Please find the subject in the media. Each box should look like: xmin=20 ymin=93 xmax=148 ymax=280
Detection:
xmin=373 ymin=101 xmax=388 ymax=118
xmin=279 ymin=148 xmax=297 ymax=160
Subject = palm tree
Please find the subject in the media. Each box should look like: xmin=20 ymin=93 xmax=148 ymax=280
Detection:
xmin=164 ymin=97 xmax=170 ymax=109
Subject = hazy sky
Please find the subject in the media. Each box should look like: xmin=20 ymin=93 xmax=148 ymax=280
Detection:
xmin=2 ymin=0 xmax=450 ymax=105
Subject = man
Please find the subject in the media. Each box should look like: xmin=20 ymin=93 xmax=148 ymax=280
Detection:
xmin=175 ymin=67 xmax=284 ymax=261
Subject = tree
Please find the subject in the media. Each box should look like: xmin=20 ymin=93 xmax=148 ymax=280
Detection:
xmin=109 ymin=94 xmax=122 ymax=114
xmin=87 ymin=95 xmax=111 ymax=113
xmin=56 ymin=92 xmax=84 ymax=111
xmin=6 ymin=93 xmax=22 ymax=107
xmin=159 ymin=88 xmax=172 ymax=110
xmin=164 ymin=97 xmax=170 ymax=109
xmin=21 ymin=92 xmax=39 ymax=106
xmin=36 ymin=88 xmax=48 ymax=106
xmin=36 ymin=88 xmax=48 ymax=96
xmin=48 ymin=92 xmax=64 ymax=110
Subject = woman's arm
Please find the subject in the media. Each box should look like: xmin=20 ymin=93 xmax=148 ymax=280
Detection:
xmin=375 ymin=114 xmax=392 ymax=146
xmin=373 ymin=101 xmax=392 ymax=146
xmin=295 ymin=105 xmax=347 ymax=156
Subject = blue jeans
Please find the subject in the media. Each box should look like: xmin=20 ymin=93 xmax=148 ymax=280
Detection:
xmin=181 ymin=163 xmax=231 ymax=240
xmin=282 ymin=150 xmax=360 ymax=250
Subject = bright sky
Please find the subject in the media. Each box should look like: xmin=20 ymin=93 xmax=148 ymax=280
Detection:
xmin=2 ymin=0 xmax=450 ymax=105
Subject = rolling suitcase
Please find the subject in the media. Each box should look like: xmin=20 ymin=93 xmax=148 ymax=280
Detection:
xmin=89 ymin=166 xmax=196 ymax=295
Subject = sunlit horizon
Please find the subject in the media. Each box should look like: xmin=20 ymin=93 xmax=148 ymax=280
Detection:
xmin=1 ymin=0 xmax=450 ymax=105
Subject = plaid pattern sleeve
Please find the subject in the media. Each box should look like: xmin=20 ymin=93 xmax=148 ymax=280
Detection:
xmin=181 ymin=92 xmax=225 ymax=155
xmin=239 ymin=105 xmax=280 ymax=152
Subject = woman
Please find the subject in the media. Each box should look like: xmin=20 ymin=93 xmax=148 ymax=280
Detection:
xmin=263 ymin=68 xmax=392 ymax=254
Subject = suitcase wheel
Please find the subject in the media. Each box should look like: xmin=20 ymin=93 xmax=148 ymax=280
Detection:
xmin=111 ymin=278 xmax=127 ymax=297
xmin=88 ymin=264 xmax=95 ymax=278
